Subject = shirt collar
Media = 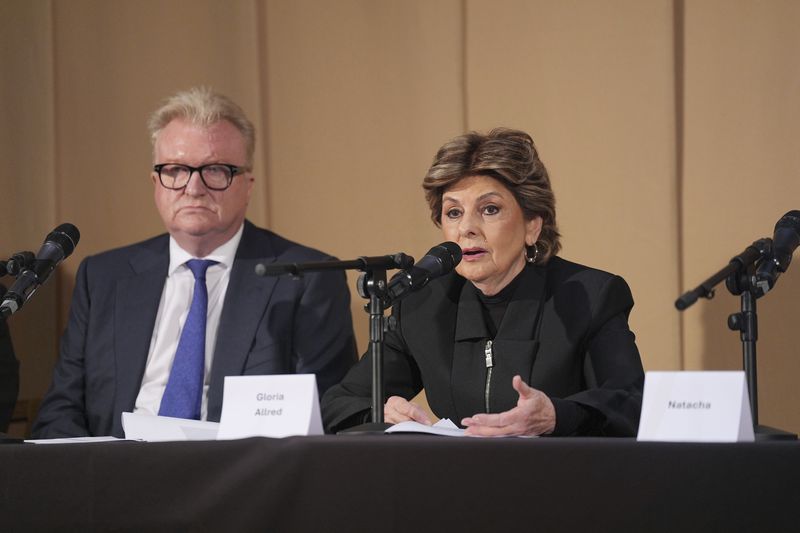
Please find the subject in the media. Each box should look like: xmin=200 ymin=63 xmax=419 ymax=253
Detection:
xmin=168 ymin=223 xmax=244 ymax=276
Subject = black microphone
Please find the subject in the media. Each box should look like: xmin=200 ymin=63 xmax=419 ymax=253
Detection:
xmin=386 ymin=242 xmax=462 ymax=303
xmin=754 ymin=210 xmax=800 ymax=296
xmin=0 ymin=251 xmax=35 ymax=278
xmin=0 ymin=223 xmax=80 ymax=318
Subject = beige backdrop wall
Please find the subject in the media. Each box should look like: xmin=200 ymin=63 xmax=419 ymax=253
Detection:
xmin=1 ymin=0 xmax=798 ymax=434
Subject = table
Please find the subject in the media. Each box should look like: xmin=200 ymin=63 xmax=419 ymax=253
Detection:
xmin=2 ymin=435 xmax=798 ymax=532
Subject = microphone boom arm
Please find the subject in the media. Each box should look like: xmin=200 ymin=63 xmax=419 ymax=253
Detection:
xmin=255 ymin=253 xmax=413 ymax=278
xmin=675 ymin=238 xmax=771 ymax=310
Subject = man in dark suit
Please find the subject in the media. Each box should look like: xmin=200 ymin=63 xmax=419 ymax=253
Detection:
xmin=32 ymin=88 xmax=357 ymax=438
xmin=0 ymin=285 xmax=19 ymax=433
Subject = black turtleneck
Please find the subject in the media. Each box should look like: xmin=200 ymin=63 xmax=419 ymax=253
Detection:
xmin=476 ymin=267 xmax=526 ymax=338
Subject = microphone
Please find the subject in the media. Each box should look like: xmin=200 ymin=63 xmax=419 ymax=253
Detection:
xmin=386 ymin=242 xmax=462 ymax=303
xmin=0 ymin=251 xmax=35 ymax=278
xmin=0 ymin=223 xmax=80 ymax=318
xmin=754 ymin=210 xmax=800 ymax=296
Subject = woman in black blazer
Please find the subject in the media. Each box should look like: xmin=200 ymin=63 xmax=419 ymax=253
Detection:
xmin=322 ymin=128 xmax=644 ymax=436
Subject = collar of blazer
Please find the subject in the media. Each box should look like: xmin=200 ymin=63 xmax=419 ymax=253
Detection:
xmin=454 ymin=263 xmax=548 ymax=342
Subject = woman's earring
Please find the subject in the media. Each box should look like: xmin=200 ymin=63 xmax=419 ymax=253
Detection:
xmin=525 ymin=243 xmax=539 ymax=264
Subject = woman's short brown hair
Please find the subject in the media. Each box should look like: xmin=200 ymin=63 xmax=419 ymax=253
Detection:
xmin=422 ymin=128 xmax=561 ymax=263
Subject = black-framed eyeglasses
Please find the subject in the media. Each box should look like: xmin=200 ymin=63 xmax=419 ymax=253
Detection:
xmin=153 ymin=163 xmax=249 ymax=191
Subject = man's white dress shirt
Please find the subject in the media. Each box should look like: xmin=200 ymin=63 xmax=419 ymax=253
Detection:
xmin=134 ymin=224 xmax=244 ymax=420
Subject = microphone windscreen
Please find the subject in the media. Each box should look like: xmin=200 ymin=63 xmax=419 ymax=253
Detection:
xmin=415 ymin=241 xmax=462 ymax=278
xmin=438 ymin=241 xmax=462 ymax=268
xmin=775 ymin=211 xmax=800 ymax=237
xmin=48 ymin=223 xmax=80 ymax=257
xmin=773 ymin=211 xmax=800 ymax=270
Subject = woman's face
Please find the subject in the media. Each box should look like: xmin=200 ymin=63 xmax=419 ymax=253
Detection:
xmin=440 ymin=175 xmax=542 ymax=296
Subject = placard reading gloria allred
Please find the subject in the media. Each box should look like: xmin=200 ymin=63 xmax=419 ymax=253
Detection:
xmin=217 ymin=374 xmax=323 ymax=439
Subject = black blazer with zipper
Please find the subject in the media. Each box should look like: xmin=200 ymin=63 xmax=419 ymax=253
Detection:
xmin=322 ymin=256 xmax=644 ymax=436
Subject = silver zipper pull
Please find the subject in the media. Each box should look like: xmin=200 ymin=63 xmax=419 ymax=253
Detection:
xmin=484 ymin=339 xmax=493 ymax=368
xmin=484 ymin=340 xmax=494 ymax=413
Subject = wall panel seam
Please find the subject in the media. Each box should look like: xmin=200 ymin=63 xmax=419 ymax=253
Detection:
xmin=674 ymin=0 xmax=686 ymax=370
xmin=255 ymin=0 xmax=272 ymax=229
xmin=460 ymin=0 xmax=468 ymax=132
xmin=49 ymin=0 xmax=65 ymax=356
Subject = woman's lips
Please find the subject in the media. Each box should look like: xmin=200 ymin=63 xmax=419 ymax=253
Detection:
xmin=461 ymin=247 xmax=488 ymax=262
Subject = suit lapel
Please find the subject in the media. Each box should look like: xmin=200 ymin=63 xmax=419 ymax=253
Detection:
xmin=489 ymin=265 xmax=547 ymax=410
xmin=450 ymin=282 xmax=489 ymax=418
xmin=206 ymin=223 xmax=278 ymax=420
xmin=113 ymin=240 xmax=169 ymax=423
xmin=497 ymin=265 xmax=547 ymax=341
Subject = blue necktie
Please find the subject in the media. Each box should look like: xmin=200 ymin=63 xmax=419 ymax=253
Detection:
xmin=159 ymin=259 xmax=217 ymax=419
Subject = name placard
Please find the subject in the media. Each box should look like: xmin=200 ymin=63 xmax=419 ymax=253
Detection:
xmin=637 ymin=371 xmax=754 ymax=442
xmin=217 ymin=374 xmax=323 ymax=439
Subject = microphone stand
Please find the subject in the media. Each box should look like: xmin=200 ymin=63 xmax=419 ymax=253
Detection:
xmin=346 ymin=268 xmax=395 ymax=434
xmin=676 ymin=238 xmax=796 ymax=440
xmin=256 ymin=253 xmax=413 ymax=435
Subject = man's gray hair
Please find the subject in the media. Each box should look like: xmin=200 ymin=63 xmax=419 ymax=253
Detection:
xmin=148 ymin=87 xmax=256 ymax=166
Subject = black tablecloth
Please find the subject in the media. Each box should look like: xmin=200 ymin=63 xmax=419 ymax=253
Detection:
xmin=2 ymin=436 xmax=798 ymax=532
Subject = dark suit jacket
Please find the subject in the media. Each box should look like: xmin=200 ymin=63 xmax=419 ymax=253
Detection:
xmin=0 ymin=285 xmax=19 ymax=433
xmin=322 ymin=256 xmax=644 ymax=436
xmin=32 ymin=221 xmax=357 ymax=438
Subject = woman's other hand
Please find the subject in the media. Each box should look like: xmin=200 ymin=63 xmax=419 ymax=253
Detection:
xmin=384 ymin=396 xmax=433 ymax=425
xmin=461 ymin=375 xmax=556 ymax=436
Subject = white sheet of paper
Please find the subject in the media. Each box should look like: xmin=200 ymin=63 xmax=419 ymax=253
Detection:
xmin=25 ymin=436 xmax=124 ymax=444
xmin=637 ymin=371 xmax=755 ymax=442
xmin=385 ymin=418 xmax=466 ymax=437
xmin=121 ymin=412 xmax=220 ymax=442
xmin=216 ymin=374 xmax=323 ymax=439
